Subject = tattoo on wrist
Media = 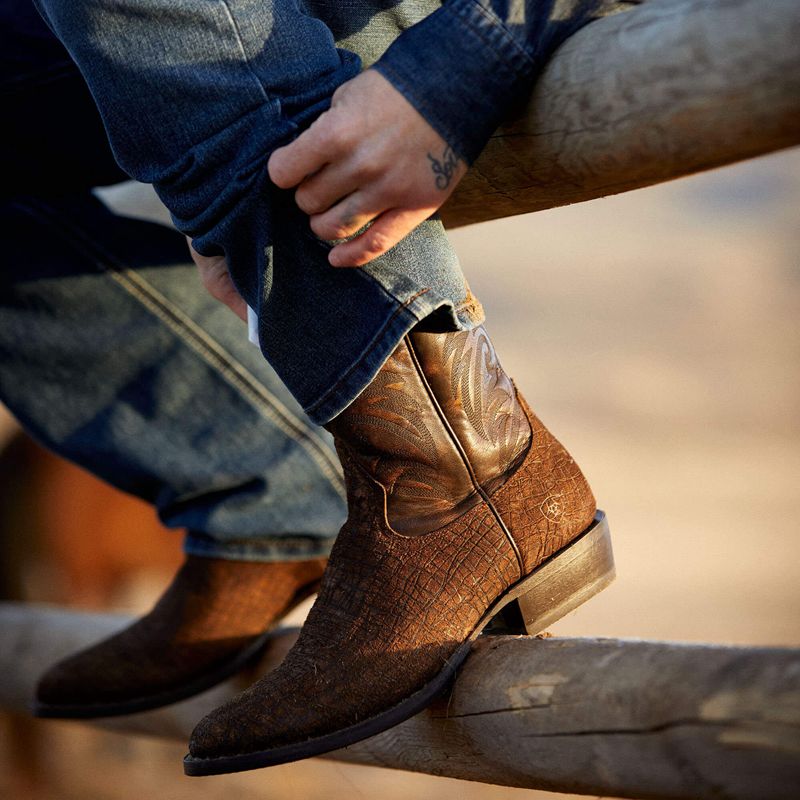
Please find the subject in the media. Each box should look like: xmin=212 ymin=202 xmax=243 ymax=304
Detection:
xmin=427 ymin=146 xmax=460 ymax=191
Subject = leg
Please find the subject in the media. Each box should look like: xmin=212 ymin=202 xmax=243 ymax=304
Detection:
xmin=2 ymin=1 xmax=348 ymax=715
xmin=0 ymin=193 xmax=344 ymax=558
xmin=33 ymin=0 xmax=479 ymax=423
xmin=1 ymin=192 xmax=348 ymax=714
xmin=24 ymin=0 xmax=616 ymax=757
xmin=181 ymin=2 xmax=626 ymax=771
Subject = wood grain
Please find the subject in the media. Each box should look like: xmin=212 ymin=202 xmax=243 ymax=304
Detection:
xmin=442 ymin=0 xmax=800 ymax=228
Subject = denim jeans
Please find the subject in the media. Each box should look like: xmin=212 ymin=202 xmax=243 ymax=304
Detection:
xmin=3 ymin=0 xmax=635 ymax=561
xmin=30 ymin=0 xmax=637 ymax=423
xmin=32 ymin=0 xmax=482 ymax=426
xmin=0 ymin=191 xmax=348 ymax=561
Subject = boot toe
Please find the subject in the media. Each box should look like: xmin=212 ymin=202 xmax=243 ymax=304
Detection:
xmin=189 ymin=698 xmax=265 ymax=760
xmin=35 ymin=643 xmax=127 ymax=708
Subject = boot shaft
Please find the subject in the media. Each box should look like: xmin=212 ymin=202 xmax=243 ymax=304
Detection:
xmin=327 ymin=326 xmax=531 ymax=535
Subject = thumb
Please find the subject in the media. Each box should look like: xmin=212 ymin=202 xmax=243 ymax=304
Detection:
xmin=187 ymin=239 xmax=248 ymax=323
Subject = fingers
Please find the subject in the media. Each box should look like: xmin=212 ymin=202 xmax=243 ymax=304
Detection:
xmin=309 ymin=188 xmax=388 ymax=241
xmin=187 ymin=239 xmax=248 ymax=322
xmin=293 ymin=162 xmax=361 ymax=217
xmin=328 ymin=208 xmax=430 ymax=267
xmin=204 ymin=266 xmax=248 ymax=322
xmin=268 ymin=111 xmax=343 ymax=190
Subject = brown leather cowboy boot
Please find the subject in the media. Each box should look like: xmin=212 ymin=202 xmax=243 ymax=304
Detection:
xmin=33 ymin=555 xmax=326 ymax=718
xmin=184 ymin=325 xmax=613 ymax=775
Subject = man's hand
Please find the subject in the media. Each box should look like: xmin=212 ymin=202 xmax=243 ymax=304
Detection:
xmin=268 ymin=69 xmax=466 ymax=267
xmin=187 ymin=238 xmax=247 ymax=322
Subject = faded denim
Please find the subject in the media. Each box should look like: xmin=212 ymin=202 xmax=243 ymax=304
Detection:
xmin=3 ymin=0 xmax=637 ymax=560
xmin=0 ymin=192 xmax=347 ymax=561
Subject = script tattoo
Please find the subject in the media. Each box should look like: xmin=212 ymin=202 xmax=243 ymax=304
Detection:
xmin=427 ymin=145 xmax=460 ymax=191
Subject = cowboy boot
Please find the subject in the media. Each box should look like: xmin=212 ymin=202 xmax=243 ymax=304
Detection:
xmin=184 ymin=325 xmax=613 ymax=774
xmin=34 ymin=555 xmax=326 ymax=718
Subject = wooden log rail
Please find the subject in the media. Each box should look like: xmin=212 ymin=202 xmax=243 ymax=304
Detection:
xmin=1 ymin=603 xmax=798 ymax=799
xmin=442 ymin=0 xmax=800 ymax=228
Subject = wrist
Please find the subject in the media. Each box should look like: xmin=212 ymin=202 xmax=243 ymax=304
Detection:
xmin=372 ymin=0 xmax=537 ymax=164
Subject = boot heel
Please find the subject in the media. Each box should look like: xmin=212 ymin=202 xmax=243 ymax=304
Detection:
xmin=485 ymin=511 xmax=615 ymax=636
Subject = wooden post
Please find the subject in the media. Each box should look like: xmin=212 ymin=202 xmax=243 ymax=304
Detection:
xmin=442 ymin=0 xmax=800 ymax=228
xmin=2 ymin=602 xmax=798 ymax=799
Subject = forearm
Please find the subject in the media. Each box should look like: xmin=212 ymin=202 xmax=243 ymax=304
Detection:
xmin=372 ymin=0 xmax=637 ymax=164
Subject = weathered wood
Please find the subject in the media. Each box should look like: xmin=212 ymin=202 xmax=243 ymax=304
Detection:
xmin=2 ymin=602 xmax=798 ymax=799
xmin=442 ymin=0 xmax=800 ymax=228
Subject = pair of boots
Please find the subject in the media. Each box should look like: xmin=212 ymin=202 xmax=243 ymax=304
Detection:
xmin=35 ymin=325 xmax=613 ymax=775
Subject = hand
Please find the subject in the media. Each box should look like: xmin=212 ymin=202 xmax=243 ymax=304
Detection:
xmin=186 ymin=238 xmax=247 ymax=322
xmin=268 ymin=69 xmax=466 ymax=267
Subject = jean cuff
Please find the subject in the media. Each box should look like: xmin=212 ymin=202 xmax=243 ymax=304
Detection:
xmin=183 ymin=531 xmax=336 ymax=563
xmin=305 ymin=278 xmax=484 ymax=424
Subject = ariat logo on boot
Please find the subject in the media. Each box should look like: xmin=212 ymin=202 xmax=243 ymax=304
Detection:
xmin=540 ymin=494 xmax=564 ymax=521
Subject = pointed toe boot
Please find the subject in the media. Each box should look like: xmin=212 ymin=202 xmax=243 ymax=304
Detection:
xmin=34 ymin=556 xmax=326 ymax=718
xmin=184 ymin=326 xmax=614 ymax=775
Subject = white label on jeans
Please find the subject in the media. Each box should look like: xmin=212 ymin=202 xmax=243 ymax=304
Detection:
xmin=247 ymin=305 xmax=260 ymax=346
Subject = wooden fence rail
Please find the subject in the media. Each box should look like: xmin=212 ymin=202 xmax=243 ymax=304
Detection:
xmin=442 ymin=0 xmax=800 ymax=227
xmin=1 ymin=603 xmax=798 ymax=799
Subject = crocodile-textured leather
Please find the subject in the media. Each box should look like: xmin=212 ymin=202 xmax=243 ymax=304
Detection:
xmin=35 ymin=556 xmax=326 ymax=712
xmin=188 ymin=446 xmax=519 ymax=757
xmin=489 ymin=395 xmax=596 ymax=574
xmin=188 ymin=325 xmax=598 ymax=766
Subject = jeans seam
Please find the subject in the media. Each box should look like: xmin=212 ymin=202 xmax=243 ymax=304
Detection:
xmin=19 ymin=198 xmax=346 ymax=500
xmin=218 ymin=0 xmax=271 ymax=105
xmin=107 ymin=267 xmax=346 ymax=496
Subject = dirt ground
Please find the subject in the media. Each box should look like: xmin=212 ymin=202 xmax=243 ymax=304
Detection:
xmin=2 ymin=146 xmax=798 ymax=799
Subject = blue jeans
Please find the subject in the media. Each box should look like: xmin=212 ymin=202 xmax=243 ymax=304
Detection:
xmin=29 ymin=0 xmax=633 ymax=422
xmin=3 ymin=0 xmax=465 ymax=563
xmin=3 ymin=0 xmax=633 ymax=561
xmin=0 ymin=191 xmax=347 ymax=561
xmin=32 ymin=0 xmax=482 ymax=425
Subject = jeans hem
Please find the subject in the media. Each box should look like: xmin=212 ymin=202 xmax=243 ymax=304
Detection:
xmin=304 ymin=286 xmax=485 ymax=425
xmin=183 ymin=532 xmax=336 ymax=562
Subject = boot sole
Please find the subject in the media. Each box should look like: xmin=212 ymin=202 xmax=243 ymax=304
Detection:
xmin=183 ymin=510 xmax=614 ymax=776
xmin=31 ymin=580 xmax=323 ymax=720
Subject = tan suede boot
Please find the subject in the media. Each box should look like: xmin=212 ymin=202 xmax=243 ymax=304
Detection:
xmin=184 ymin=326 xmax=613 ymax=775
xmin=34 ymin=555 xmax=326 ymax=718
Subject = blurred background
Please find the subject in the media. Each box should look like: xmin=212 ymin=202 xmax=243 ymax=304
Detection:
xmin=1 ymin=145 xmax=798 ymax=800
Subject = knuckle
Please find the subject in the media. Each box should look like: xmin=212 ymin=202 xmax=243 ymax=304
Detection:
xmin=322 ymin=221 xmax=350 ymax=240
xmin=352 ymin=157 xmax=380 ymax=180
xmin=365 ymin=229 xmax=391 ymax=254
xmin=333 ymin=224 xmax=354 ymax=240
xmin=294 ymin=189 xmax=316 ymax=214
xmin=326 ymin=117 xmax=354 ymax=149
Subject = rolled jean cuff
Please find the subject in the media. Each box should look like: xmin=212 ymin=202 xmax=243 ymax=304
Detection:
xmin=184 ymin=531 xmax=337 ymax=563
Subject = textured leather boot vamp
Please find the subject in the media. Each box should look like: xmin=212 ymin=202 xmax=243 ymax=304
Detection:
xmin=35 ymin=555 xmax=326 ymax=716
xmin=188 ymin=326 xmax=596 ymax=764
